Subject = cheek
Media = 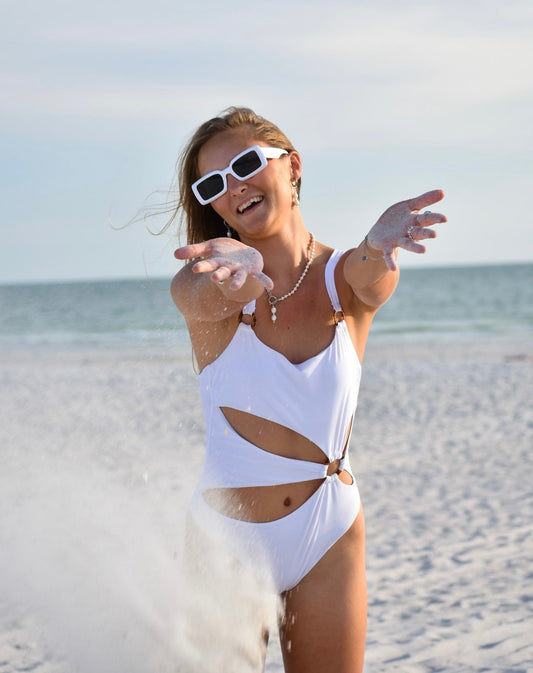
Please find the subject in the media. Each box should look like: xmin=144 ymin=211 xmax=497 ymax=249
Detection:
xmin=269 ymin=164 xmax=292 ymax=195
xmin=209 ymin=196 xmax=231 ymax=220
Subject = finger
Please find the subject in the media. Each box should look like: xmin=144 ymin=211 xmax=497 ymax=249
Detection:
xmin=406 ymin=189 xmax=445 ymax=212
xmin=412 ymin=226 xmax=438 ymax=240
xmin=252 ymin=270 xmax=274 ymax=291
xmin=228 ymin=268 xmax=248 ymax=291
xmin=416 ymin=211 xmax=447 ymax=226
xmin=192 ymin=259 xmax=219 ymax=274
xmin=228 ymin=269 xmax=274 ymax=291
xmin=403 ymin=240 xmax=427 ymax=254
xmin=174 ymin=242 xmax=209 ymax=260
xmin=210 ymin=267 xmax=231 ymax=283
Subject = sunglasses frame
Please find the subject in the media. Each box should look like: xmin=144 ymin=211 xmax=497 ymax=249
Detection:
xmin=192 ymin=145 xmax=289 ymax=205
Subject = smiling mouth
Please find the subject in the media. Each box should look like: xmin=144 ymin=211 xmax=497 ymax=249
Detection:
xmin=237 ymin=196 xmax=263 ymax=214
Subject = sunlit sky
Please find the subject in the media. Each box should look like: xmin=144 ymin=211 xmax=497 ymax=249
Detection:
xmin=1 ymin=0 xmax=532 ymax=283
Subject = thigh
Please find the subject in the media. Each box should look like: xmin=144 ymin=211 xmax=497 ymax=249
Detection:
xmin=279 ymin=508 xmax=367 ymax=673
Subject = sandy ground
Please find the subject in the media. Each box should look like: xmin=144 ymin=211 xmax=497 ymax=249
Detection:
xmin=0 ymin=335 xmax=532 ymax=672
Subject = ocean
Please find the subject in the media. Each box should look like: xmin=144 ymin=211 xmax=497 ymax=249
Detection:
xmin=1 ymin=263 xmax=532 ymax=352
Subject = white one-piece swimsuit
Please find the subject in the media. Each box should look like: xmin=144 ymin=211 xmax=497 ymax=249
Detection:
xmin=188 ymin=249 xmax=362 ymax=593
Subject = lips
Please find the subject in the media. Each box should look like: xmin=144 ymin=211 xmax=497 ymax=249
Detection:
xmin=237 ymin=195 xmax=263 ymax=214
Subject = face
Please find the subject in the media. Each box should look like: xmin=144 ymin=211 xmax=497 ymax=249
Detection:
xmin=196 ymin=128 xmax=302 ymax=239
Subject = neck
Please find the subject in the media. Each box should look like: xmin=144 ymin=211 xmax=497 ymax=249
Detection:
xmin=263 ymin=232 xmax=315 ymax=323
xmin=245 ymin=227 xmax=312 ymax=279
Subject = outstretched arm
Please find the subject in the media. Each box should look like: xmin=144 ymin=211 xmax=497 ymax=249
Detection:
xmin=345 ymin=189 xmax=446 ymax=308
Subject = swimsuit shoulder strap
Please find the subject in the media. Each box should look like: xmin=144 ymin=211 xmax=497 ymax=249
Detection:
xmin=324 ymin=249 xmax=344 ymax=312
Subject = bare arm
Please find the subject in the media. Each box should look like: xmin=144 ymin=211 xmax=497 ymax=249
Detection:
xmin=345 ymin=189 xmax=447 ymax=308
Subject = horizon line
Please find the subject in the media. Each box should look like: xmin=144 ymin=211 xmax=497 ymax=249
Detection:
xmin=1 ymin=259 xmax=532 ymax=287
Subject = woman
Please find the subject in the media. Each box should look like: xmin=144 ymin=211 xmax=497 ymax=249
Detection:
xmin=170 ymin=106 xmax=446 ymax=672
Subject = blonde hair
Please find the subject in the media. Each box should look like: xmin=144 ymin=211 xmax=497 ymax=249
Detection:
xmin=164 ymin=107 xmax=300 ymax=244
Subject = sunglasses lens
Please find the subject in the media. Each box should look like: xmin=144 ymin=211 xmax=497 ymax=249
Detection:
xmin=197 ymin=174 xmax=225 ymax=202
xmin=232 ymin=149 xmax=263 ymax=178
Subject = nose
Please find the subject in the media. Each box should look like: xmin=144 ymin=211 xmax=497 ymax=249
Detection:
xmin=227 ymin=173 xmax=247 ymax=196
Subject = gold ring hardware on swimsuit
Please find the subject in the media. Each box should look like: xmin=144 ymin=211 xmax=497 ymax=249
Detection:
xmin=326 ymin=458 xmax=342 ymax=476
xmin=239 ymin=310 xmax=256 ymax=327
xmin=333 ymin=309 xmax=345 ymax=325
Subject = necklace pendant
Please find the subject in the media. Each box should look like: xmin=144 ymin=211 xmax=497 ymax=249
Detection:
xmin=271 ymin=305 xmax=277 ymax=322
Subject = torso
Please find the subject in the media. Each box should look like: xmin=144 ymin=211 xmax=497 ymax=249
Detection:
xmin=187 ymin=246 xmax=377 ymax=523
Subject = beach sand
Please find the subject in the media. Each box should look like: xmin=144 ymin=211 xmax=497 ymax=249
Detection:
xmin=1 ymin=335 xmax=532 ymax=672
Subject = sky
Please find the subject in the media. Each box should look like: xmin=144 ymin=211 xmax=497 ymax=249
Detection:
xmin=1 ymin=0 xmax=532 ymax=283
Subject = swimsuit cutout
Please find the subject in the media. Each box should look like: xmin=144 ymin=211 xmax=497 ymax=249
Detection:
xmin=188 ymin=249 xmax=362 ymax=592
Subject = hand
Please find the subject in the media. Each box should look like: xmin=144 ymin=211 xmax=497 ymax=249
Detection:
xmin=174 ymin=238 xmax=274 ymax=291
xmin=367 ymin=189 xmax=447 ymax=271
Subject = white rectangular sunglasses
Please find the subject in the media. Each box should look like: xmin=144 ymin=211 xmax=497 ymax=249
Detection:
xmin=192 ymin=145 xmax=288 ymax=205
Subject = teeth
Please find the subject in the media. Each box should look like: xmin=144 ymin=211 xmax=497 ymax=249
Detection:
xmin=238 ymin=196 xmax=262 ymax=213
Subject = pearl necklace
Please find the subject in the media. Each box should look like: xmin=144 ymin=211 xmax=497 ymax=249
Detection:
xmin=265 ymin=232 xmax=316 ymax=323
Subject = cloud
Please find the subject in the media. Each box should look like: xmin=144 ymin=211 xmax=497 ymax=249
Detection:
xmin=2 ymin=0 xmax=531 ymax=155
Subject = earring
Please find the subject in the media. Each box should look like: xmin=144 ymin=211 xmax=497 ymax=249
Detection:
xmin=291 ymin=180 xmax=300 ymax=207
xmin=224 ymin=220 xmax=232 ymax=238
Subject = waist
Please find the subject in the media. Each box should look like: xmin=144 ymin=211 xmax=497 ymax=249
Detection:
xmin=200 ymin=457 xmax=353 ymax=523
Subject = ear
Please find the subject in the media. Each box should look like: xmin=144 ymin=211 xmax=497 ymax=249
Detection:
xmin=288 ymin=151 xmax=303 ymax=181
